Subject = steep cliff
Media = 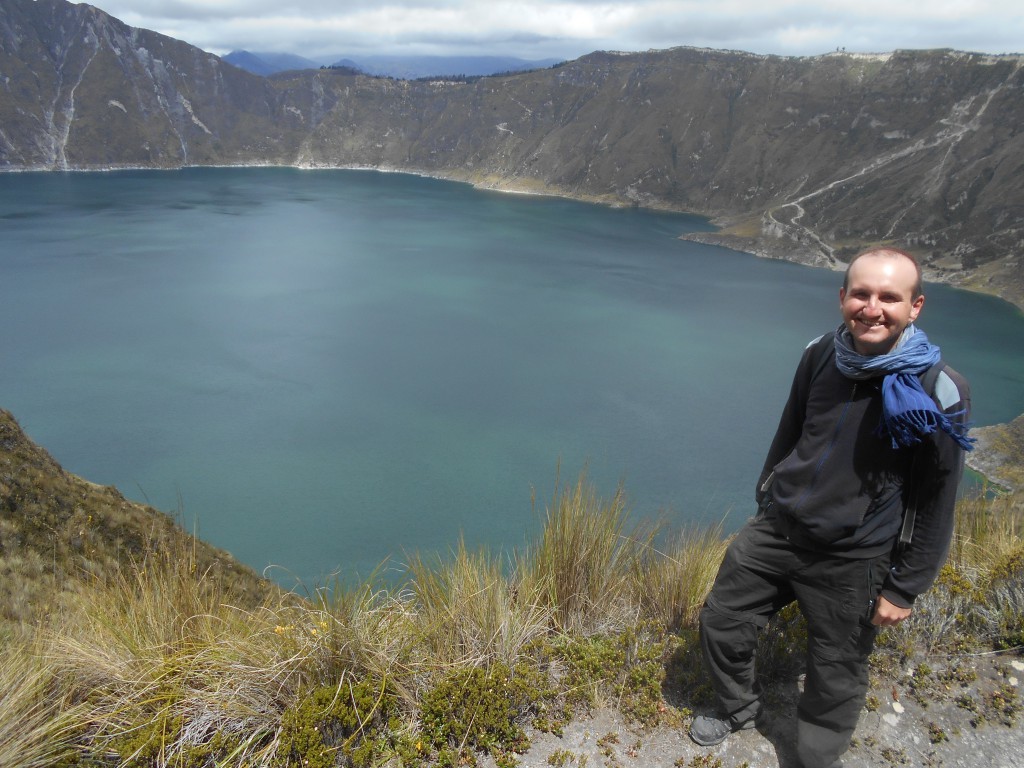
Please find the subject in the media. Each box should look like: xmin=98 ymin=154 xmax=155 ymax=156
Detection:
xmin=0 ymin=410 xmax=271 ymax=627
xmin=1 ymin=0 xmax=1022 ymax=304
xmin=0 ymin=0 xmax=307 ymax=168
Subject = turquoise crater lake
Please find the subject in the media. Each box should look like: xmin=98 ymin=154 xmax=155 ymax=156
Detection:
xmin=2 ymin=167 xmax=1023 ymax=586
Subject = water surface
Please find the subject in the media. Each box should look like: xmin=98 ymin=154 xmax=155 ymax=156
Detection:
xmin=2 ymin=168 xmax=1022 ymax=585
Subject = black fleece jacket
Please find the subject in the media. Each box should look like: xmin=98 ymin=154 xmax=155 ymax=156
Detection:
xmin=757 ymin=332 xmax=971 ymax=608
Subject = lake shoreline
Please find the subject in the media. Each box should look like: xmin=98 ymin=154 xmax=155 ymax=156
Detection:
xmin=5 ymin=161 xmax=1021 ymax=313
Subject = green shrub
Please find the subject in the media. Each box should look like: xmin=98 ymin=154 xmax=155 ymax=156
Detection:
xmin=275 ymin=677 xmax=396 ymax=768
xmin=551 ymin=624 xmax=669 ymax=725
xmin=420 ymin=663 xmax=544 ymax=766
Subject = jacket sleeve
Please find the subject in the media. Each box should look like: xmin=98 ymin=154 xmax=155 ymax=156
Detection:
xmin=756 ymin=336 xmax=829 ymax=504
xmin=881 ymin=365 xmax=972 ymax=607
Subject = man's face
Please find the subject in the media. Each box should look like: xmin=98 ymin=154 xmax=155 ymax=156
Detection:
xmin=839 ymin=254 xmax=924 ymax=356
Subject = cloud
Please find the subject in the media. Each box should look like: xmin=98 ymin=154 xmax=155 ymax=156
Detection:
xmin=83 ymin=0 xmax=1023 ymax=61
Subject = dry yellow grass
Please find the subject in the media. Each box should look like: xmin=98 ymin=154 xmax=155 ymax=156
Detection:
xmin=3 ymin=415 xmax=1021 ymax=768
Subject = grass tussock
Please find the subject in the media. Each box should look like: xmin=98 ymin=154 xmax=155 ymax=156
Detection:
xmin=887 ymin=490 xmax=1024 ymax=655
xmin=406 ymin=539 xmax=552 ymax=668
xmin=3 ymin=469 xmax=1023 ymax=767
xmin=526 ymin=473 xmax=656 ymax=634
xmin=0 ymin=641 xmax=80 ymax=768
xmin=634 ymin=523 xmax=728 ymax=633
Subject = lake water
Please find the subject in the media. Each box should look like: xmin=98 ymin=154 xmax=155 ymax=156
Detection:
xmin=2 ymin=167 xmax=1023 ymax=587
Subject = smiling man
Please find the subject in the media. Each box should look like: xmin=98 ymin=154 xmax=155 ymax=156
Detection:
xmin=840 ymin=249 xmax=924 ymax=356
xmin=689 ymin=247 xmax=974 ymax=768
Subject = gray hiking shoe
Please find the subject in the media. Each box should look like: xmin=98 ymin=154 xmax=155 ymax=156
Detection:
xmin=688 ymin=712 xmax=758 ymax=746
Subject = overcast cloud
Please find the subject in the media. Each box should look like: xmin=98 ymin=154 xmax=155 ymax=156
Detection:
xmin=82 ymin=1 xmax=1022 ymax=62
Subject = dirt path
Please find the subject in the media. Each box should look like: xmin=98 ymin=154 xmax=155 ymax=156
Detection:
xmin=496 ymin=656 xmax=1024 ymax=768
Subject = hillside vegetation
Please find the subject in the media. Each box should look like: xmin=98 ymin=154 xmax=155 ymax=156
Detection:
xmin=3 ymin=409 xmax=1024 ymax=767
xmin=0 ymin=410 xmax=270 ymax=629
xmin=1 ymin=0 xmax=1022 ymax=306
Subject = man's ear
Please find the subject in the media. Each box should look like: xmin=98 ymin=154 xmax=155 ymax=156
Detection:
xmin=910 ymin=294 xmax=925 ymax=321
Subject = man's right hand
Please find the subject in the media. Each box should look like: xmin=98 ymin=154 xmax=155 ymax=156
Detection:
xmin=871 ymin=595 xmax=912 ymax=626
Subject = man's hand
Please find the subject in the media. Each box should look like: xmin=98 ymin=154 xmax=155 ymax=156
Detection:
xmin=871 ymin=595 xmax=912 ymax=626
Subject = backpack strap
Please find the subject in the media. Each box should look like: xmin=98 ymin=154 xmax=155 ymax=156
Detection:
xmin=920 ymin=360 xmax=947 ymax=402
xmin=808 ymin=332 xmax=835 ymax=386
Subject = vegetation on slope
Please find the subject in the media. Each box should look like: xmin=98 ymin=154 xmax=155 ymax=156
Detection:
xmin=2 ymin=409 xmax=1024 ymax=767
xmin=0 ymin=410 xmax=271 ymax=630
xmin=969 ymin=414 xmax=1024 ymax=492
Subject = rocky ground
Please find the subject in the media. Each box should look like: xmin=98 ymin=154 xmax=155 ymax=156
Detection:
xmin=492 ymin=654 xmax=1024 ymax=768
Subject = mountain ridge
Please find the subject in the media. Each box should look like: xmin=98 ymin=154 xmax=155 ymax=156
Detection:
xmin=223 ymin=50 xmax=323 ymax=76
xmin=222 ymin=51 xmax=564 ymax=79
xmin=1 ymin=0 xmax=1022 ymax=307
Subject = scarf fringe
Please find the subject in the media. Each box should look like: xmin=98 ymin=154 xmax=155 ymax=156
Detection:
xmin=879 ymin=372 xmax=975 ymax=451
xmin=879 ymin=407 xmax=976 ymax=451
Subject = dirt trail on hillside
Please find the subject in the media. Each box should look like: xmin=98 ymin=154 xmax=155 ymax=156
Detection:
xmin=492 ymin=656 xmax=1024 ymax=768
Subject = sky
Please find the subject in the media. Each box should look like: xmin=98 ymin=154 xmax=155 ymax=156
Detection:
xmin=83 ymin=1 xmax=1022 ymax=63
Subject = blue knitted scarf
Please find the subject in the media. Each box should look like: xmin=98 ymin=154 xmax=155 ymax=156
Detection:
xmin=833 ymin=324 xmax=974 ymax=450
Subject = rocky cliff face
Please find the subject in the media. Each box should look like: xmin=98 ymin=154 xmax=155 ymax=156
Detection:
xmin=0 ymin=0 xmax=307 ymax=168
xmin=2 ymin=0 xmax=1022 ymax=305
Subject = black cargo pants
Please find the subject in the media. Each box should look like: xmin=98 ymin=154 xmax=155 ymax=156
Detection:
xmin=698 ymin=512 xmax=891 ymax=768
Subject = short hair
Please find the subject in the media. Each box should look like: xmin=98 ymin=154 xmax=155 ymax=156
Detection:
xmin=843 ymin=247 xmax=923 ymax=298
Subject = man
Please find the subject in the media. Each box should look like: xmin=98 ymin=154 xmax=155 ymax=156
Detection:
xmin=689 ymin=248 xmax=974 ymax=768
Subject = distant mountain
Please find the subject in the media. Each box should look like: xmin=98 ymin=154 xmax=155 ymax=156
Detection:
xmin=330 ymin=57 xmax=363 ymax=72
xmin=328 ymin=55 xmax=565 ymax=79
xmin=224 ymin=50 xmax=325 ymax=75
xmin=1 ymin=0 xmax=1022 ymax=308
xmin=224 ymin=51 xmax=563 ymax=79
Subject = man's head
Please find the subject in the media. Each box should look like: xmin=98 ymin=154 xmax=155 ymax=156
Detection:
xmin=839 ymin=248 xmax=924 ymax=356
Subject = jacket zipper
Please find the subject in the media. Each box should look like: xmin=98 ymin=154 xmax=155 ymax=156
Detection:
xmin=792 ymin=382 xmax=858 ymax=514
